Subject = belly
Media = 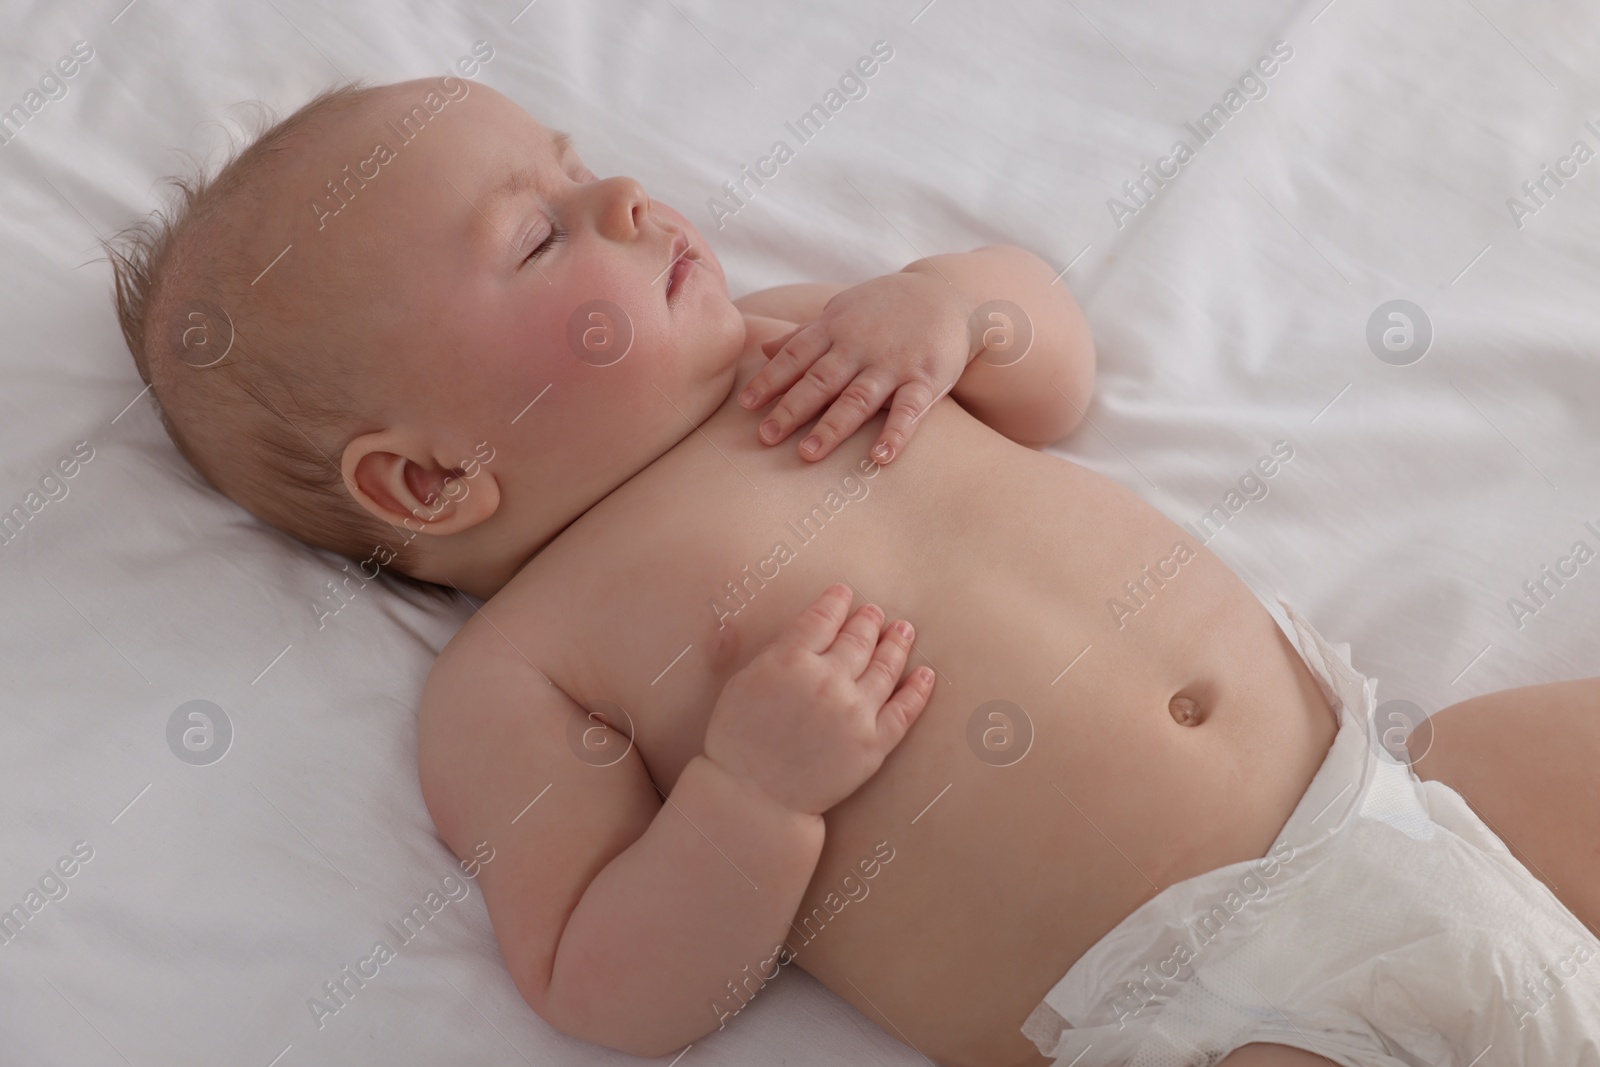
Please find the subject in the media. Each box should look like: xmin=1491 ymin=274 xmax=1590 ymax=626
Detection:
xmin=518 ymin=396 xmax=1337 ymax=1067
xmin=774 ymin=436 xmax=1334 ymax=1066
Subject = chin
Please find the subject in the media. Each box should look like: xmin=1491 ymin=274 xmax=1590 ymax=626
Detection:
xmin=678 ymin=298 xmax=747 ymax=385
xmin=709 ymin=292 xmax=748 ymax=350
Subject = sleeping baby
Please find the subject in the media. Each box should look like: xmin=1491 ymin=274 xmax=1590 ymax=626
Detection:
xmin=105 ymin=75 xmax=1600 ymax=1066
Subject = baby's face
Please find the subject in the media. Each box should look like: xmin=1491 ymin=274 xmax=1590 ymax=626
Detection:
xmin=295 ymin=78 xmax=745 ymax=537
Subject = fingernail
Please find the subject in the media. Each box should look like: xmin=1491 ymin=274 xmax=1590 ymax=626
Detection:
xmin=739 ymin=388 xmax=757 ymax=407
xmin=872 ymin=442 xmax=894 ymax=462
xmin=894 ymin=621 xmax=913 ymax=638
xmin=801 ymin=435 xmax=821 ymax=455
xmin=760 ymin=420 xmax=779 ymax=442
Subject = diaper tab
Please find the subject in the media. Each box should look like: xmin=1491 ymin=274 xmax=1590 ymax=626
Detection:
xmin=1272 ymin=594 xmax=1373 ymax=723
xmin=1266 ymin=594 xmax=1379 ymax=851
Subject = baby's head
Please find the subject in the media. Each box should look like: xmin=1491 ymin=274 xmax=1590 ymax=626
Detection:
xmin=106 ymin=76 xmax=744 ymax=597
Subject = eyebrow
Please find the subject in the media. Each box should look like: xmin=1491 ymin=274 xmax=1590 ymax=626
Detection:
xmin=480 ymin=129 xmax=574 ymax=213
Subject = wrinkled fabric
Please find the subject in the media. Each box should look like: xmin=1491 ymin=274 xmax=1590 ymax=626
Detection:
xmin=1022 ymin=596 xmax=1600 ymax=1067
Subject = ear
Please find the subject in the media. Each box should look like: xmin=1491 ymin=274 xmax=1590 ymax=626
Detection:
xmin=341 ymin=429 xmax=500 ymax=537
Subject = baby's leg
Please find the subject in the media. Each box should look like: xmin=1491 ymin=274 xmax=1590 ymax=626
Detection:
xmin=1023 ymin=1045 xmax=1339 ymax=1067
xmin=1048 ymin=687 xmax=1597 ymax=1067
xmin=1408 ymin=678 xmax=1600 ymax=938
xmin=1212 ymin=685 xmax=1599 ymax=1067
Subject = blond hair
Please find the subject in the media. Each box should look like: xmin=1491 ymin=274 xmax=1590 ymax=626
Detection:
xmin=102 ymin=81 xmax=449 ymax=598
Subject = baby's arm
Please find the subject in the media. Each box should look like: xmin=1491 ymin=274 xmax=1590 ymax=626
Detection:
xmin=417 ymin=586 xmax=931 ymax=1057
xmin=910 ymin=245 xmax=1097 ymax=448
xmin=732 ymin=282 xmax=846 ymax=323
xmin=739 ymin=245 xmax=1096 ymax=460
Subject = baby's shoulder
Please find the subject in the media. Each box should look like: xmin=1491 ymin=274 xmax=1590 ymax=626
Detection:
xmin=416 ymin=587 xmax=587 ymax=826
xmin=426 ymin=579 xmax=568 ymax=693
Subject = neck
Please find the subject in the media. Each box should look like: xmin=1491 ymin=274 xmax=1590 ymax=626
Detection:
xmin=411 ymin=359 xmax=748 ymax=601
xmin=412 ymin=519 xmax=552 ymax=600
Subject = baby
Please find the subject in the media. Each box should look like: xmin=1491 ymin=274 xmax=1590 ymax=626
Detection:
xmin=106 ymin=75 xmax=1600 ymax=1066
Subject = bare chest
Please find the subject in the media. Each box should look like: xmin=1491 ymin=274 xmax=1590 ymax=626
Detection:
xmin=492 ymin=365 xmax=1335 ymax=1064
xmin=505 ymin=360 xmax=1012 ymax=793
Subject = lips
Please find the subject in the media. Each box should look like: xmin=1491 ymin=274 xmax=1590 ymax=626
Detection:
xmin=667 ymin=255 xmax=696 ymax=301
xmin=664 ymin=232 xmax=696 ymax=301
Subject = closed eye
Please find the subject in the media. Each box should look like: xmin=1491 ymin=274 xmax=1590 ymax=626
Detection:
xmin=524 ymin=224 xmax=569 ymax=265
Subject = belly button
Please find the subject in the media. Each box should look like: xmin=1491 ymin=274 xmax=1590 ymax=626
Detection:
xmin=1169 ymin=693 xmax=1204 ymax=727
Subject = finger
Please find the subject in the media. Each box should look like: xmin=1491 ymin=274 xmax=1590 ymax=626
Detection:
xmin=869 ymin=379 xmax=939 ymax=465
xmin=759 ymin=324 xmax=803 ymax=358
xmin=798 ymin=372 xmax=897 ymax=462
xmin=857 ymin=618 xmax=914 ymax=699
xmin=824 ymin=601 xmax=887 ymax=677
xmin=742 ymin=324 xmax=831 ymax=410
xmin=782 ymin=582 xmax=855 ymax=655
xmin=874 ymin=666 xmax=936 ymax=752
xmin=759 ymin=347 xmax=856 ymax=446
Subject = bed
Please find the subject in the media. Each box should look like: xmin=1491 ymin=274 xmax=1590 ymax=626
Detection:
xmin=3 ymin=0 xmax=1597 ymax=1063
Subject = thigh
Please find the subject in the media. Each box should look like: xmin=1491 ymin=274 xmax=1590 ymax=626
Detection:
xmin=1407 ymin=677 xmax=1600 ymax=938
xmin=1216 ymin=1043 xmax=1341 ymax=1066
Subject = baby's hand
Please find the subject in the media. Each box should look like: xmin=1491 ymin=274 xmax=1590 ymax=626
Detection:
xmin=702 ymin=583 xmax=934 ymax=816
xmin=738 ymin=271 xmax=971 ymax=464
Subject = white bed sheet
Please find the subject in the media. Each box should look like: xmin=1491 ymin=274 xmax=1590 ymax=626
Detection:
xmin=3 ymin=0 xmax=1598 ymax=1063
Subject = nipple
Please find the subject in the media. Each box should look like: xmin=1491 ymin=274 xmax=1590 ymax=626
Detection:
xmin=707 ymin=614 xmax=742 ymax=675
xmin=1169 ymin=694 xmax=1204 ymax=727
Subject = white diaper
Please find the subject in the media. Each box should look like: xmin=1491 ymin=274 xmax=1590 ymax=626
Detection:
xmin=1021 ymin=595 xmax=1600 ymax=1067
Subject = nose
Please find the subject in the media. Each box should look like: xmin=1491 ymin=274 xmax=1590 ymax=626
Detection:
xmin=592 ymin=175 xmax=651 ymax=241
